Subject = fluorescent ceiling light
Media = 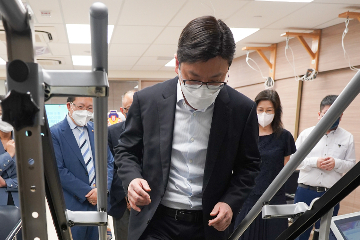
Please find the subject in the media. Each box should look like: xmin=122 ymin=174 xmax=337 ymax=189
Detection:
xmin=230 ymin=28 xmax=260 ymax=43
xmin=72 ymin=55 xmax=92 ymax=66
xmin=255 ymin=0 xmax=313 ymax=2
xmin=0 ymin=58 xmax=6 ymax=65
xmin=165 ymin=58 xmax=176 ymax=67
xmin=66 ymin=24 xmax=114 ymax=44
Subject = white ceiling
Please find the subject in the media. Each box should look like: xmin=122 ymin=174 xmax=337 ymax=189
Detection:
xmin=0 ymin=0 xmax=359 ymax=79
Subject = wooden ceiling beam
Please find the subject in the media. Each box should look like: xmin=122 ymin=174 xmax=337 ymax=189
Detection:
xmin=339 ymin=11 xmax=360 ymax=22
xmin=242 ymin=44 xmax=277 ymax=80
xmin=281 ymin=30 xmax=321 ymax=71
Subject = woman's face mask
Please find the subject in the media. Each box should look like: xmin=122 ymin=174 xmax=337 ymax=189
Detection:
xmin=257 ymin=112 xmax=274 ymax=128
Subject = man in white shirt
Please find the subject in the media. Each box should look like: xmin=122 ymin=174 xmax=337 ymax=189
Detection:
xmin=294 ymin=95 xmax=356 ymax=240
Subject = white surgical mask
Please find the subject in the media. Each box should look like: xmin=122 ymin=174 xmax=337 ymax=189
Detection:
xmin=0 ymin=116 xmax=13 ymax=133
xmin=179 ymin=69 xmax=222 ymax=110
xmin=257 ymin=112 xmax=274 ymax=128
xmin=71 ymin=110 xmax=93 ymax=126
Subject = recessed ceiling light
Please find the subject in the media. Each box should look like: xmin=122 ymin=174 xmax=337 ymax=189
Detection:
xmin=66 ymin=24 xmax=114 ymax=44
xmin=230 ymin=28 xmax=260 ymax=43
xmin=255 ymin=0 xmax=313 ymax=2
xmin=0 ymin=58 xmax=6 ymax=65
xmin=72 ymin=55 xmax=92 ymax=66
xmin=165 ymin=58 xmax=176 ymax=67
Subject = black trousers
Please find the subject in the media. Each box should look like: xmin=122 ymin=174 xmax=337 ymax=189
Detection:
xmin=139 ymin=207 xmax=206 ymax=240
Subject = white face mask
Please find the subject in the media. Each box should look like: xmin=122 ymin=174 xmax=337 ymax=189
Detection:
xmin=0 ymin=116 xmax=13 ymax=133
xmin=71 ymin=110 xmax=93 ymax=126
xmin=179 ymin=69 xmax=222 ymax=110
xmin=257 ymin=112 xmax=274 ymax=128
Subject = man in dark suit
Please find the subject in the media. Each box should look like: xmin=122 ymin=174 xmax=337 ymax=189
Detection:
xmin=115 ymin=16 xmax=261 ymax=240
xmin=108 ymin=90 xmax=135 ymax=240
xmin=51 ymin=97 xmax=114 ymax=240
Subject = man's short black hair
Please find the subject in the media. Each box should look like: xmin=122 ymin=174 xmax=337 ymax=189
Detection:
xmin=320 ymin=95 xmax=338 ymax=111
xmin=67 ymin=97 xmax=76 ymax=103
xmin=177 ymin=16 xmax=235 ymax=66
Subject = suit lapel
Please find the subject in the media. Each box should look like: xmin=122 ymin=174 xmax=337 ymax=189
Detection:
xmin=60 ymin=119 xmax=87 ymax=170
xmin=157 ymin=78 xmax=177 ymax=192
xmin=203 ymin=87 xmax=231 ymax=192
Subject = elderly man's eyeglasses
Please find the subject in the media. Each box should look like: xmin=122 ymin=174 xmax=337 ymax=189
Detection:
xmin=182 ymin=80 xmax=227 ymax=90
xmin=71 ymin=102 xmax=93 ymax=112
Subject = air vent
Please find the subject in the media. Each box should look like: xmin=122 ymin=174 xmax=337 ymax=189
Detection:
xmin=0 ymin=26 xmax=58 ymax=43
xmin=37 ymin=58 xmax=63 ymax=66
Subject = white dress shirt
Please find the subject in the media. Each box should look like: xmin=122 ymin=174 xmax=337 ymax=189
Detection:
xmin=161 ymin=81 xmax=214 ymax=210
xmin=296 ymin=126 xmax=356 ymax=188
xmin=66 ymin=114 xmax=94 ymax=159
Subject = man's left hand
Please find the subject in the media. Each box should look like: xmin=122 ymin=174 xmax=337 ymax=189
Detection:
xmin=208 ymin=202 xmax=233 ymax=231
xmin=320 ymin=157 xmax=335 ymax=171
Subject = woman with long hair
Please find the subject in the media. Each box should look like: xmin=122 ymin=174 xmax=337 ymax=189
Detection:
xmin=234 ymin=89 xmax=296 ymax=240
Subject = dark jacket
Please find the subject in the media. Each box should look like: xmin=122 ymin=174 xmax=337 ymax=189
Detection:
xmin=115 ymin=77 xmax=261 ymax=240
xmin=108 ymin=122 xmax=127 ymax=219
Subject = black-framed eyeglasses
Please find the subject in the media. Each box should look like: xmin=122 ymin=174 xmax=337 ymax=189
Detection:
xmin=182 ymin=80 xmax=227 ymax=90
xmin=123 ymin=107 xmax=129 ymax=113
xmin=71 ymin=102 xmax=93 ymax=112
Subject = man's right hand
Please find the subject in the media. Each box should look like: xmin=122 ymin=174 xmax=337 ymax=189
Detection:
xmin=5 ymin=140 xmax=15 ymax=158
xmin=127 ymin=178 xmax=151 ymax=212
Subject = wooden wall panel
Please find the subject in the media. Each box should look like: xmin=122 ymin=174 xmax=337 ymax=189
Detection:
xmin=235 ymin=83 xmax=265 ymax=101
xmin=319 ymin=19 xmax=360 ymax=72
xmin=109 ymin=81 xmax=138 ymax=112
xmin=229 ymin=50 xmax=271 ymax=88
xmin=275 ymin=37 xmax=314 ymax=80
xmin=46 ymin=97 xmax=66 ymax=105
xmin=273 ymin=79 xmax=299 ymax=137
xmin=235 ymin=78 xmax=299 ymax=138
xmin=299 ymin=68 xmax=360 ymax=215
xmin=140 ymin=80 xmax=164 ymax=89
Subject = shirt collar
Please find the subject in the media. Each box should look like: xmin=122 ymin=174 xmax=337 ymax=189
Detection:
xmin=176 ymin=80 xmax=184 ymax=103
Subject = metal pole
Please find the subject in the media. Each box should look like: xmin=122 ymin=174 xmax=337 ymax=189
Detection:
xmin=229 ymin=70 xmax=360 ymax=240
xmin=90 ymin=2 xmax=109 ymax=240
xmin=0 ymin=0 xmax=28 ymax=32
xmin=319 ymin=207 xmax=333 ymax=240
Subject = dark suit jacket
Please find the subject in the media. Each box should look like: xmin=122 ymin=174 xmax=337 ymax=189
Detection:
xmin=108 ymin=122 xmax=127 ymax=219
xmin=115 ymin=77 xmax=261 ymax=240
xmin=50 ymin=118 xmax=114 ymax=212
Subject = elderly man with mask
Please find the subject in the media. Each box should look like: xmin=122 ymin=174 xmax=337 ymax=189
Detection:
xmin=294 ymin=95 xmax=356 ymax=240
xmin=50 ymin=97 xmax=114 ymax=240
xmin=108 ymin=90 xmax=136 ymax=240
xmin=115 ymin=16 xmax=261 ymax=240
